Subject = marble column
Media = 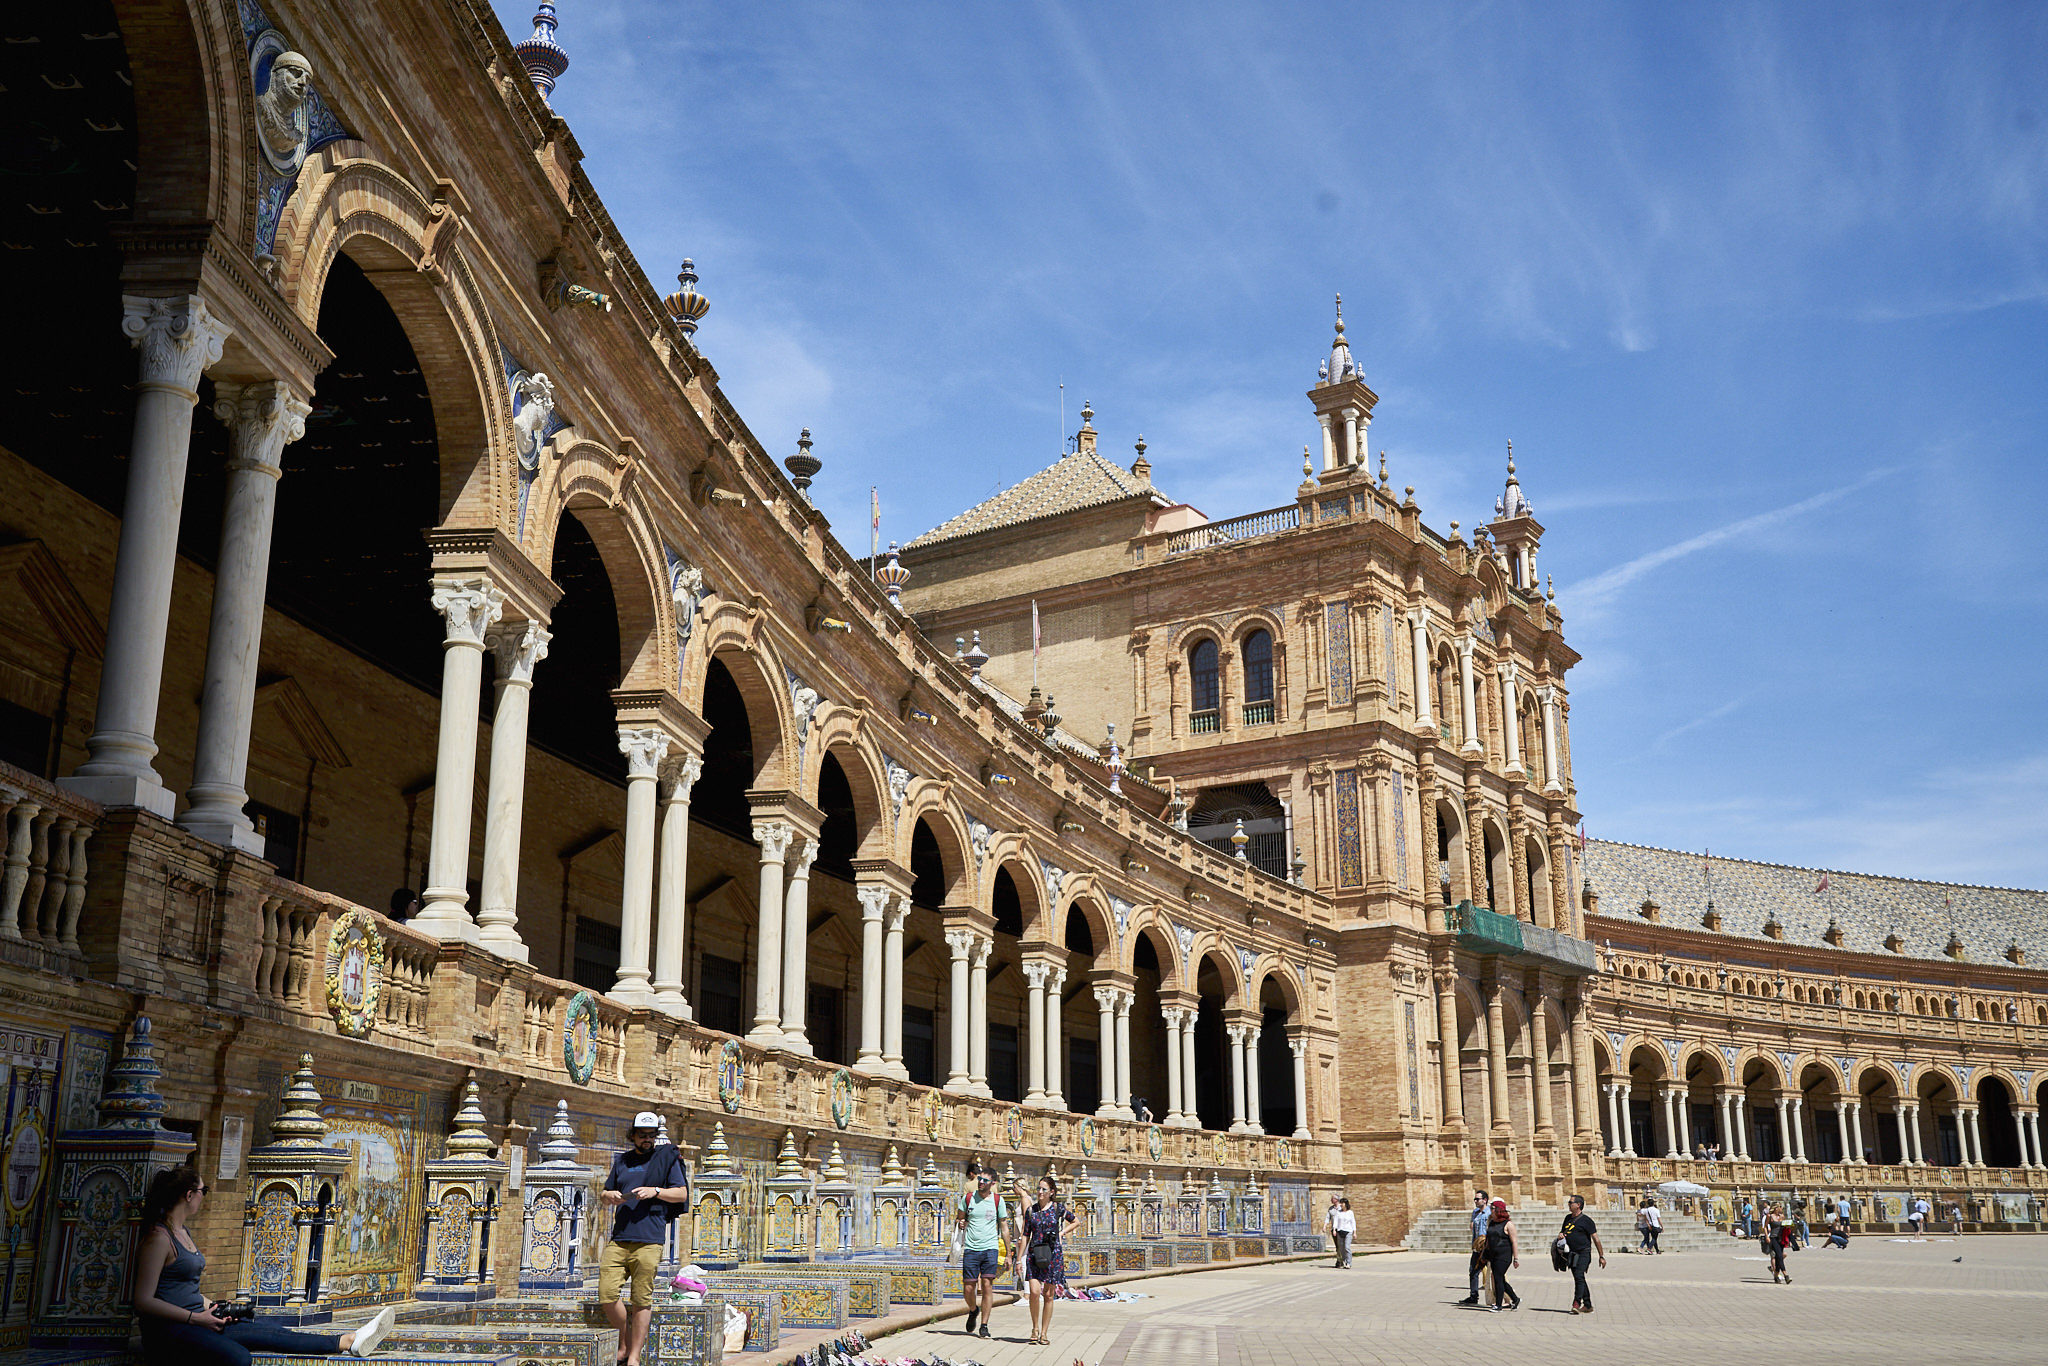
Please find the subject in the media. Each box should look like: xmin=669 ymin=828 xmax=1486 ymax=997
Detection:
xmin=1114 ymin=990 xmax=1134 ymax=1118
xmin=1044 ymin=966 xmax=1068 ymax=1109
xmin=1790 ymin=1097 xmax=1808 ymax=1162
xmin=1180 ymin=1012 xmax=1198 ymax=1128
xmin=1965 ymin=1107 xmax=1985 ymax=1167
xmin=414 ymin=581 xmax=505 ymax=940
xmin=474 ymin=622 xmax=549 ymax=962
xmin=1771 ymin=1095 xmax=1789 ymax=1162
xmin=651 ymin=754 xmax=701 ymax=1014
xmin=1847 ymin=1102 xmax=1865 ymax=1163
xmin=776 ymin=837 xmax=818 ymax=1052
xmin=968 ymin=935 xmax=992 ymax=1096
xmin=1226 ymin=1024 xmax=1249 ymax=1133
xmin=179 ymin=380 xmax=311 ymax=850
xmin=1607 ymin=1086 xmax=1625 ymax=1157
xmin=1907 ymin=1104 xmax=1926 ymax=1165
xmin=1161 ymin=1006 xmax=1185 ymax=1125
xmin=66 ymin=296 xmax=232 ymax=817
xmin=882 ymin=895 xmax=909 ymax=1079
xmin=1733 ymin=1094 xmax=1750 ymax=1159
xmin=1094 ymin=986 xmax=1121 ymax=1118
xmin=1663 ymin=1088 xmax=1681 ymax=1159
xmin=1289 ymin=1035 xmax=1311 ymax=1139
xmin=1484 ymin=980 xmax=1513 ymax=1134
xmin=1456 ymin=637 xmax=1482 ymax=755
xmin=1023 ymin=962 xmax=1050 ymax=1105
xmin=747 ymin=821 xmax=792 ymax=1046
xmin=1675 ymin=1089 xmax=1693 ymax=1156
xmin=1834 ymin=1105 xmax=1852 ymax=1166
xmin=1434 ymin=969 xmax=1465 ymax=1128
xmin=1408 ymin=611 xmax=1435 ymax=731
xmin=944 ymin=927 xmax=975 ymax=1092
xmin=1499 ymin=662 xmax=1524 ymax=774
xmin=854 ymin=885 xmax=889 ymax=1072
xmin=2027 ymin=1111 xmax=2043 ymax=1168
xmin=1538 ymin=687 xmax=1564 ymax=795
xmin=1619 ymin=1083 xmax=1636 ymax=1157
xmin=610 ymin=728 xmax=670 ymax=1006
xmin=1716 ymin=1092 xmax=1733 ymax=1158
xmin=1245 ymin=1025 xmax=1264 ymax=1134
xmin=2013 ymin=1108 xmax=2031 ymax=1170
xmin=1527 ymin=986 xmax=1553 ymax=1134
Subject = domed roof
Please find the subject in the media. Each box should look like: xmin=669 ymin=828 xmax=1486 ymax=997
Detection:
xmin=1493 ymin=442 xmax=1532 ymax=520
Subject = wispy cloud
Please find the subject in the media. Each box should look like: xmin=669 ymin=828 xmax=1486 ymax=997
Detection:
xmin=1652 ymin=692 xmax=1751 ymax=750
xmin=1569 ymin=468 xmax=1893 ymax=612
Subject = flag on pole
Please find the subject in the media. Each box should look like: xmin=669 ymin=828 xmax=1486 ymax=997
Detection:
xmin=1814 ymin=872 xmax=1830 ymax=894
xmin=1576 ymin=822 xmax=1587 ymax=853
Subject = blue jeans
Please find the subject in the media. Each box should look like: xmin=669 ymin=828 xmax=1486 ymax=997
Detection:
xmin=142 ymin=1317 xmax=342 ymax=1366
xmin=962 ymin=1247 xmax=998 ymax=1283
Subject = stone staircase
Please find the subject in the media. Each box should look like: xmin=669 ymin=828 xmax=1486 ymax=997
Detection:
xmin=1406 ymin=1203 xmax=1727 ymax=1254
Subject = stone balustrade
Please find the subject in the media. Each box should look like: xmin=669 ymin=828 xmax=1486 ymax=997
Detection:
xmin=0 ymin=757 xmax=99 ymax=968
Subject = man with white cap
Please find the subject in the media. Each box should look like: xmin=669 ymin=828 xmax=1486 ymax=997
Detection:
xmin=600 ymin=1112 xmax=689 ymax=1366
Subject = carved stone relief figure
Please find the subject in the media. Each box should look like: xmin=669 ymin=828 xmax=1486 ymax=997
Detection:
xmin=257 ymin=52 xmax=316 ymax=175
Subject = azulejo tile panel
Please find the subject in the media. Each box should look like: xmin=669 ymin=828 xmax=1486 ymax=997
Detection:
xmin=1148 ymin=1247 xmax=1174 ymax=1267
xmin=701 ymin=1275 xmax=845 ymax=1331
xmin=1173 ymin=1243 xmax=1210 ymax=1264
xmin=1234 ymin=1239 xmax=1267 ymax=1259
xmin=1113 ymin=1247 xmax=1147 ymax=1270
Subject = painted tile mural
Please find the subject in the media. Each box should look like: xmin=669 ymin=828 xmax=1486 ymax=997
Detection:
xmin=1 ymin=1020 xmax=64 ymax=1334
xmin=255 ymin=1061 xmax=429 ymax=1301
xmin=1324 ymin=602 xmax=1352 ymax=704
xmin=1332 ymin=769 xmax=1362 ymax=887
xmin=1392 ymin=770 xmax=1408 ymax=887
xmin=1382 ymin=603 xmax=1398 ymax=706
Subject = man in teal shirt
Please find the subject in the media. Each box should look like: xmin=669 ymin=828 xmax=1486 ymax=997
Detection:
xmin=956 ymin=1168 xmax=1012 ymax=1338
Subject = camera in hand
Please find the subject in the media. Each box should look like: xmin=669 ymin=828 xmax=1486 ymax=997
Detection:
xmin=218 ymin=1301 xmax=257 ymax=1322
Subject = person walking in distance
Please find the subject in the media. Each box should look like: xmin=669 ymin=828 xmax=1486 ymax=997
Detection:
xmin=1483 ymin=1199 xmax=1521 ymax=1312
xmin=1330 ymin=1198 xmax=1356 ymax=1268
xmin=599 ymin=1114 xmax=689 ymax=1366
xmin=1016 ymin=1174 xmax=1074 ymax=1346
xmin=1642 ymin=1196 xmax=1663 ymax=1253
xmin=1457 ymin=1190 xmax=1490 ymax=1305
xmin=955 ymin=1167 xmax=1011 ymax=1338
xmin=1762 ymin=1203 xmax=1794 ymax=1284
xmin=1559 ymin=1195 xmax=1607 ymax=1315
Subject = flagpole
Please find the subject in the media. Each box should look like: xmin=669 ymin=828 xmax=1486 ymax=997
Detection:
xmin=870 ymin=485 xmax=879 ymax=577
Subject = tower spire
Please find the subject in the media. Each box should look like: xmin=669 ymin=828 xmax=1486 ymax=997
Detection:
xmin=515 ymin=2 xmax=570 ymax=104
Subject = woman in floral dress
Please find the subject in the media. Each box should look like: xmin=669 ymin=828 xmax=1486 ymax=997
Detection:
xmin=1017 ymin=1174 xmax=1075 ymax=1345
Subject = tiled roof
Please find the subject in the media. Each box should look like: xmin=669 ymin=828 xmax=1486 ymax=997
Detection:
xmin=907 ymin=450 xmax=1157 ymax=549
xmin=1582 ymin=839 xmax=2048 ymax=967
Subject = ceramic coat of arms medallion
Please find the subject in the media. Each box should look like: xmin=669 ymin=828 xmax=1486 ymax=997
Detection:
xmin=717 ymin=1039 xmax=744 ymax=1113
xmin=563 ymin=991 xmax=599 ymax=1084
xmin=323 ymin=908 xmax=384 ymax=1037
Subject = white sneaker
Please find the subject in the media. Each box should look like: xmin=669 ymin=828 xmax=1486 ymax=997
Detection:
xmin=352 ymin=1306 xmax=396 ymax=1357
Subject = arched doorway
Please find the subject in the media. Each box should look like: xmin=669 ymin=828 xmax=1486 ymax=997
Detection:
xmin=1256 ymin=974 xmax=1296 ymax=1136
xmin=1063 ymin=903 xmax=1100 ymax=1113
xmin=1192 ymin=952 xmax=1236 ymax=1131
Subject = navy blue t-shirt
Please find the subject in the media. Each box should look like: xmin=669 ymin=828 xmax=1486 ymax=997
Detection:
xmin=606 ymin=1143 xmax=687 ymax=1243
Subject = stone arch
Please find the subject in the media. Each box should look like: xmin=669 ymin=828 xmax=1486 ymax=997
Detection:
xmin=1480 ymin=816 xmax=1510 ymax=913
xmin=285 ymin=158 xmax=509 ymax=530
xmin=546 ymin=490 xmax=668 ymax=692
xmin=1677 ymin=1042 xmax=1725 ymax=1087
xmin=700 ymin=642 xmax=794 ymax=792
xmin=812 ymin=731 xmax=891 ymax=867
xmin=1522 ymin=834 xmax=1552 ymax=927
xmin=1188 ymin=937 xmax=1246 ymax=1008
xmin=901 ymin=793 xmax=972 ymax=909
xmin=113 ymin=0 xmax=223 ymax=226
xmin=1123 ymin=905 xmax=1184 ymax=985
xmin=1249 ymin=955 xmax=1305 ymax=1023
xmin=1055 ymin=880 xmax=1117 ymax=969
xmin=985 ymin=834 xmax=1050 ymax=938
xmin=1433 ymin=798 xmax=1469 ymax=904
xmin=1624 ymin=1040 xmax=1669 ymax=1084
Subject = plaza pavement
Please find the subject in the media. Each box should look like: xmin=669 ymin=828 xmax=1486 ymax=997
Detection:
xmin=863 ymin=1235 xmax=2048 ymax=1366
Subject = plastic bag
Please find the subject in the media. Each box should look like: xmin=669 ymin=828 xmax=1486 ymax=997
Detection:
xmin=722 ymin=1305 xmax=749 ymax=1355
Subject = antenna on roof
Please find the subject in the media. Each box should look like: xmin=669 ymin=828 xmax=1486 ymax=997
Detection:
xmin=1059 ymin=381 xmax=1066 ymax=455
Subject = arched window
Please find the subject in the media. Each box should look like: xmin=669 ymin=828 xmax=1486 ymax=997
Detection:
xmin=1241 ymin=629 xmax=1273 ymax=723
xmin=1189 ymin=638 xmax=1220 ymax=732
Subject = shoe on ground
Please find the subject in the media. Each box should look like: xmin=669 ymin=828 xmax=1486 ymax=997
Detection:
xmin=352 ymin=1306 xmax=395 ymax=1358
xmin=1569 ymin=1306 xmax=1580 ymax=1315
xmin=965 ymin=1310 xmax=978 ymax=1334
xmin=1490 ymin=1305 xmax=1502 ymax=1313
xmin=979 ymin=1326 xmax=991 ymax=1339
xmin=1456 ymin=1297 xmax=1478 ymax=1306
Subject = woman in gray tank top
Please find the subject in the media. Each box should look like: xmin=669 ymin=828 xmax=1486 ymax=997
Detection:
xmin=132 ymin=1167 xmax=396 ymax=1365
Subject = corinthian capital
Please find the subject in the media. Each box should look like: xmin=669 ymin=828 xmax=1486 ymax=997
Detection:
xmin=431 ymin=579 xmax=505 ymax=647
xmin=788 ymin=836 xmax=820 ymax=879
xmin=945 ymin=926 xmax=978 ymax=959
xmin=1094 ymin=984 xmax=1121 ymax=1011
xmin=122 ymin=294 xmax=231 ymax=394
xmin=857 ymin=885 xmax=892 ymax=921
xmin=752 ymin=820 xmax=793 ymax=863
xmin=213 ymin=380 xmax=311 ymax=475
xmin=488 ymin=620 xmax=552 ymax=684
xmin=663 ymin=752 xmax=702 ymax=803
xmin=618 ymin=727 xmax=671 ymax=779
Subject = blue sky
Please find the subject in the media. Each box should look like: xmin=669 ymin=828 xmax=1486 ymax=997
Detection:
xmin=495 ymin=2 xmax=2048 ymax=888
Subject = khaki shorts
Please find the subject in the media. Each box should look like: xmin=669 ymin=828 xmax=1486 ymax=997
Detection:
xmin=599 ymin=1239 xmax=662 ymax=1308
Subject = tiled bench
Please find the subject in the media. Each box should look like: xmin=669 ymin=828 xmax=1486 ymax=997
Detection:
xmin=844 ymin=1261 xmax=942 ymax=1306
xmin=383 ymin=1324 xmax=615 ymax=1366
xmin=727 ymin=1265 xmax=893 ymax=1318
xmin=699 ymin=1274 xmax=847 ymax=1332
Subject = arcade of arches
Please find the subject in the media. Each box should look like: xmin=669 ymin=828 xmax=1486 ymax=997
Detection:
xmin=0 ymin=0 xmax=2043 ymax=1349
